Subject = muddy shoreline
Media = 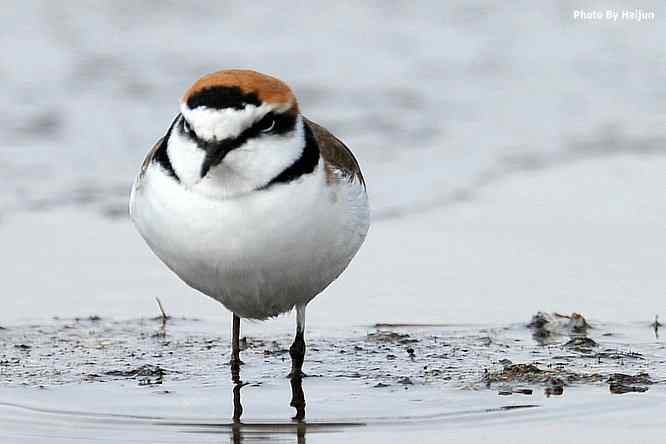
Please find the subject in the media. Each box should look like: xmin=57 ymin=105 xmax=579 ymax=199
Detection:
xmin=1 ymin=315 xmax=661 ymax=394
xmin=2 ymin=315 xmax=665 ymax=443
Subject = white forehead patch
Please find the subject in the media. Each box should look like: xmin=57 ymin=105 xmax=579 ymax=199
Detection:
xmin=180 ymin=101 xmax=292 ymax=141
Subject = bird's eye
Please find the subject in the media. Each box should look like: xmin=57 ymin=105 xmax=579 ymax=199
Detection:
xmin=258 ymin=116 xmax=275 ymax=133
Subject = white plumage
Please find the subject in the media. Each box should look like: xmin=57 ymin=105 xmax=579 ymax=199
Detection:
xmin=130 ymin=96 xmax=369 ymax=320
xmin=130 ymin=143 xmax=368 ymax=319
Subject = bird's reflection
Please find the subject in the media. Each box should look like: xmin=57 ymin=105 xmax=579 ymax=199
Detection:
xmin=230 ymin=362 xmax=307 ymax=443
xmin=230 ymin=421 xmax=306 ymax=444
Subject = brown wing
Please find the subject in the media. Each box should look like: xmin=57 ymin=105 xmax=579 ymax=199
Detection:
xmin=139 ymin=137 xmax=164 ymax=179
xmin=138 ymin=114 xmax=181 ymax=181
xmin=304 ymin=118 xmax=365 ymax=189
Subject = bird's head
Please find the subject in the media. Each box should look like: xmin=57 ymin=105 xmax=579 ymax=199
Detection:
xmin=165 ymin=69 xmax=306 ymax=197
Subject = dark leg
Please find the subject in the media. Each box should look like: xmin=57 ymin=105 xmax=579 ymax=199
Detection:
xmin=230 ymin=313 xmax=245 ymax=422
xmin=289 ymin=305 xmax=307 ymax=420
xmin=289 ymin=305 xmax=306 ymax=377
xmin=231 ymin=314 xmax=242 ymax=372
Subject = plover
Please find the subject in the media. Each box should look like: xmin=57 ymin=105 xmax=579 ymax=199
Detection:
xmin=130 ymin=69 xmax=369 ymax=380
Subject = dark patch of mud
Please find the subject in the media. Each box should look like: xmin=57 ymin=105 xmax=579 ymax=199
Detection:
xmin=366 ymin=331 xmax=418 ymax=344
xmin=485 ymin=363 xmax=656 ymax=397
xmin=478 ymin=312 xmax=664 ymax=397
xmin=607 ymin=373 xmax=653 ymax=394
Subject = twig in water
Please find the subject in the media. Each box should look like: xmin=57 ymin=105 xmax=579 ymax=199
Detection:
xmin=651 ymin=315 xmax=662 ymax=339
xmin=154 ymin=297 xmax=170 ymax=336
xmin=155 ymin=297 xmax=169 ymax=321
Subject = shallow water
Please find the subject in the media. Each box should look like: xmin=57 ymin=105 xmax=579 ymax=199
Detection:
xmin=2 ymin=317 xmax=665 ymax=442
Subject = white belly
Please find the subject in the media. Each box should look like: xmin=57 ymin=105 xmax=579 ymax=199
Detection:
xmin=130 ymin=163 xmax=369 ymax=319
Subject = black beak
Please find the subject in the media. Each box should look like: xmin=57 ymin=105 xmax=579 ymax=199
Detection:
xmin=200 ymin=139 xmax=236 ymax=178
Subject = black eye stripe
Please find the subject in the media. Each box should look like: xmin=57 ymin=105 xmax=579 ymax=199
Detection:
xmin=180 ymin=111 xmax=297 ymax=149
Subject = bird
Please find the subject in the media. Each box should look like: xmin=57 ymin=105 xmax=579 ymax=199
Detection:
xmin=129 ymin=69 xmax=370 ymax=382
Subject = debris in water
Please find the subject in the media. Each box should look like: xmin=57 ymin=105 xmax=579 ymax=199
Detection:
xmin=151 ymin=298 xmax=170 ymax=337
xmin=609 ymin=384 xmax=649 ymax=394
xmin=104 ymin=364 xmax=167 ymax=378
xmin=73 ymin=315 xmax=102 ymax=322
xmin=513 ymin=388 xmax=533 ymax=395
xmin=651 ymin=315 xmax=662 ymax=338
xmin=564 ymin=337 xmax=598 ymax=351
xmin=397 ymin=376 xmax=413 ymax=385
xmin=367 ymin=330 xmax=418 ymax=344
xmin=545 ymin=380 xmax=564 ymax=397
xmin=484 ymin=362 xmax=603 ymax=387
xmin=498 ymin=386 xmax=533 ymax=396
xmin=486 ymin=364 xmax=543 ymax=383
xmin=606 ymin=373 xmax=652 ymax=394
xmin=595 ymin=350 xmax=644 ymax=361
xmin=103 ymin=364 xmax=168 ymax=386
xmin=154 ymin=298 xmax=169 ymax=321
xmin=607 ymin=373 xmax=652 ymax=385
xmin=528 ymin=312 xmax=591 ymax=342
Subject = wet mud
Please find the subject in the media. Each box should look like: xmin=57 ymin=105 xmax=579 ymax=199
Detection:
xmin=1 ymin=313 xmax=663 ymax=397
xmin=2 ymin=313 xmax=666 ymax=443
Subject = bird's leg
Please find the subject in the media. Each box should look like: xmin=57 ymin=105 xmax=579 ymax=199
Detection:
xmin=230 ymin=313 xmax=246 ymax=422
xmin=289 ymin=304 xmax=306 ymax=377
xmin=230 ymin=314 xmax=242 ymax=381
xmin=289 ymin=305 xmax=307 ymax=420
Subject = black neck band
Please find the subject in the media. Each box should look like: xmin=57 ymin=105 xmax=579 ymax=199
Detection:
xmin=259 ymin=121 xmax=320 ymax=190
xmin=154 ymin=115 xmax=181 ymax=182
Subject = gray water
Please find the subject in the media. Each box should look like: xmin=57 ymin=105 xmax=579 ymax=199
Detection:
xmin=2 ymin=316 xmax=665 ymax=443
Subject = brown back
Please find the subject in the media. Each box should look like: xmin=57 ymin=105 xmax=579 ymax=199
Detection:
xmin=305 ymin=118 xmax=365 ymax=189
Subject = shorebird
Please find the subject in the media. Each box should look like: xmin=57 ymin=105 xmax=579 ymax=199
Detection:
xmin=130 ymin=69 xmax=369 ymax=383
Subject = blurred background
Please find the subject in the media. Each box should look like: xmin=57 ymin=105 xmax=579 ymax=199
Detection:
xmin=1 ymin=1 xmax=664 ymax=328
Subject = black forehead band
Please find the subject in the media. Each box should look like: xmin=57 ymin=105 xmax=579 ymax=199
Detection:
xmin=186 ymin=86 xmax=262 ymax=110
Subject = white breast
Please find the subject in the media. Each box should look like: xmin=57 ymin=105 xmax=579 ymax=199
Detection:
xmin=130 ymin=161 xmax=369 ymax=319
